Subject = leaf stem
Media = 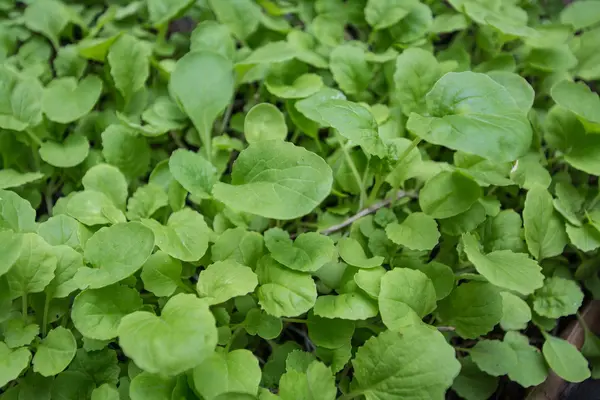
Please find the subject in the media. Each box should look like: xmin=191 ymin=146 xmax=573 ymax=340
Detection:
xmin=454 ymin=347 xmax=471 ymax=352
xmin=177 ymin=280 xmax=196 ymax=294
xmin=367 ymin=175 xmax=384 ymax=206
xmin=25 ymin=129 xmax=43 ymax=146
xmin=397 ymin=136 xmax=422 ymax=166
xmin=282 ymin=318 xmax=308 ymax=324
xmin=225 ymin=327 xmax=244 ymax=352
xmin=42 ymin=293 xmax=51 ymax=337
xmin=22 ymin=293 xmax=27 ymax=321
xmin=337 ymin=134 xmax=367 ymax=209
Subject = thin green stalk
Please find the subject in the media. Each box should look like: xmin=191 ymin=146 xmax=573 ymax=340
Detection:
xmin=177 ymin=280 xmax=196 ymax=294
xmin=397 ymin=136 xmax=422 ymax=166
xmin=282 ymin=318 xmax=308 ymax=324
xmin=22 ymin=293 xmax=27 ymax=321
xmin=219 ymin=96 xmax=235 ymax=133
xmin=338 ymin=391 xmax=364 ymax=400
xmin=25 ymin=129 xmax=43 ymax=146
xmin=42 ymin=293 xmax=51 ymax=336
xmin=337 ymin=134 xmax=367 ymax=208
xmin=454 ymin=347 xmax=471 ymax=353
xmin=226 ymin=327 xmax=244 ymax=352
xmin=367 ymin=175 xmax=384 ymax=205
xmin=589 ymin=191 xmax=600 ymax=210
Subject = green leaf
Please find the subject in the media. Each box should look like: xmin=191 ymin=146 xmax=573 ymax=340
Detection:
xmin=238 ymin=41 xmax=297 ymax=65
xmin=542 ymin=334 xmax=591 ymax=383
xmin=101 ymin=125 xmax=151 ymax=180
xmin=313 ymin=292 xmax=378 ymax=320
xmin=46 ymin=245 xmax=84 ymax=299
xmin=379 ymin=268 xmax=437 ymax=330
xmin=169 ymin=51 xmax=234 ymax=155
xmin=385 ymin=212 xmax=440 ymax=251
xmin=91 ymin=384 xmax=119 ymax=400
xmin=418 ymin=262 xmax=455 ymax=300
xmin=487 ymin=71 xmax=535 ymax=112
xmin=207 ymin=0 xmax=262 ymax=41
xmin=504 ymin=332 xmax=548 ymax=387
xmin=212 ymin=141 xmax=333 ymax=220
xmin=190 ymin=21 xmax=236 ymax=60
xmin=566 ymin=223 xmax=600 ymax=252
xmin=354 ymin=267 xmax=386 ymax=299
xmin=330 ymin=44 xmax=372 ymax=95
xmin=211 ymin=228 xmax=264 ymax=269
xmin=351 ymin=325 xmax=460 ymax=400
xmin=0 ymin=170 xmax=44 ymax=190
xmin=42 ymin=76 xmax=102 ymax=124
xmin=551 ymin=80 xmax=600 ymax=132
xmin=72 ymin=285 xmax=142 ymax=340
xmin=147 ymin=0 xmax=194 ymax=27
xmin=0 ymin=342 xmax=31 ymax=387
xmin=244 ymin=103 xmax=288 ymax=144
xmin=437 ymin=282 xmax=502 ymax=339
xmin=264 ymin=228 xmax=337 ymax=272
xmin=169 ymin=149 xmax=218 ymax=199
xmin=256 ymin=256 xmax=317 ymax=317
xmin=407 ymin=71 xmax=532 ymax=162
xmin=452 ymin=357 xmax=498 ymax=400
xmin=389 ymin=2 xmax=432 ymax=43
xmin=560 ymin=0 xmax=600 ymax=30
xmin=279 ymin=360 xmax=336 ymax=400
xmin=470 ymin=339 xmax=517 ymax=376
xmin=192 ymin=349 xmax=261 ymax=400
xmin=500 ymin=292 xmax=531 ymax=331
xmin=0 ymin=231 xmax=22 ymax=277
xmin=0 ymin=66 xmax=43 ymax=131
xmin=66 ymin=191 xmax=126 ymax=226
xmin=462 ymin=233 xmax=543 ymax=295
xmin=393 ymin=48 xmax=441 ymax=115
xmin=142 ymin=208 xmax=209 ymax=262
xmin=108 ymin=35 xmax=151 ymax=102
xmin=365 ymin=0 xmax=418 ymax=30
xmin=32 ymin=327 xmax=76 ymax=377
xmin=532 ymin=277 xmax=584 ymax=319
xmin=37 ymin=215 xmax=89 ymax=251
xmin=197 ymin=260 xmax=258 ymax=305
xmin=419 ymin=171 xmax=482 ymax=219
xmin=23 ymin=0 xmax=70 ymax=47
xmin=129 ymin=372 xmax=180 ymax=400
xmin=510 ymin=153 xmax=552 ymax=190
xmin=118 ymin=293 xmax=218 ymax=376
xmin=296 ymin=97 xmax=386 ymax=157
xmin=82 ymin=164 xmax=128 ymax=210
xmin=244 ymin=308 xmax=282 ymax=340
xmin=523 ymin=185 xmax=568 ymax=260
xmin=6 ymin=233 xmax=56 ymax=299
xmin=39 ymin=134 xmax=89 ymax=168
xmin=266 ymin=73 xmax=324 ymax=99
xmin=306 ymin=313 xmax=354 ymax=349
xmin=338 ymin=237 xmax=384 ymax=268
xmin=74 ymin=222 xmax=154 ymax=289
xmin=140 ymin=251 xmax=183 ymax=298
xmin=2 ymin=319 xmax=39 ymax=348
xmin=126 ymin=184 xmax=168 ymax=221
xmin=478 ymin=209 xmax=525 ymax=253
xmin=0 ymin=190 xmax=36 ymax=233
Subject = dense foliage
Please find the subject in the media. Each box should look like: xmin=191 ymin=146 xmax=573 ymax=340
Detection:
xmin=1 ymin=0 xmax=600 ymax=399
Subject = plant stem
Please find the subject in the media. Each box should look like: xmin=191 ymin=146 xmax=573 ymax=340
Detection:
xmin=337 ymin=134 xmax=367 ymax=209
xmin=42 ymin=293 xmax=51 ymax=336
xmin=282 ymin=318 xmax=308 ymax=324
xmin=177 ymin=280 xmax=196 ymax=294
xmin=367 ymin=175 xmax=384 ymax=205
xmin=25 ymin=129 xmax=43 ymax=146
xmin=22 ymin=293 xmax=27 ymax=321
xmin=338 ymin=391 xmax=364 ymax=400
xmin=219 ymin=97 xmax=235 ymax=133
xmin=454 ymin=347 xmax=471 ymax=352
xmin=225 ymin=327 xmax=243 ymax=352
xmin=397 ymin=136 xmax=422 ymax=166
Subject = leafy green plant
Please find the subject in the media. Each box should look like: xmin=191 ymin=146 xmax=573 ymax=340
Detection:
xmin=1 ymin=0 xmax=600 ymax=399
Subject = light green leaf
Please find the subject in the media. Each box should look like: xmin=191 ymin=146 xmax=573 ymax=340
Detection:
xmin=6 ymin=233 xmax=56 ymax=299
xmin=385 ymin=212 xmax=440 ymax=251
xmin=32 ymin=327 xmax=76 ymax=377
xmin=212 ymin=141 xmax=333 ymax=220
xmin=207 ymin=0 xmax=262 ymax=40
xmin=211 ymin=227 xmax=264 ymax=269
xmin=504 ymin=332 xmax=548 ymax=387
xmin=338 ymin=237 xmax=383 ymax=268
xmin=407 ymin=71 xmax=532 ymax=162
xmin=418 ymin=262 xmax=455 ymax=300
xmin=244 ymin=308 xmax=283 ymax=340
xmin=72 ymin=285 xmax=142 ymax=340
xmin=510 ymin=153 xmax=552 ymax=190
xmin=352 ymin=325 xmax=460 ymax=400
xmin=129 ymin=372 xmax=179 ymax=400
xmin=190 ymin=21 xmax=236 ymax=60
xmin=91 ymin=384 xmax=119 ymax=400
xmin=393 ymin=48 xmax=441 ymax=115
xmin=126 ymin=184 xmax=168 ymax=221
xmin=279 ymin=360 xmax=336 ymax=400
xmin=454 ymin=152 xmax=513 ymax=187
xmin=2 ymin=319 xmax=39 ymax=348
xmin=313 ymin=292 xmax=378 ymax=320
xmin=101 ymin=125 xmax=151 ymax=180
xmin=0 ymin=231 xmax=22 ymax=278
xmin=478 ymin=209 xmax=525 ymax=253
xmin=379 ymin=268 xmax=436 ymax=330
xmin=265 ymin=73 xmax=324 ymax=99
xmin=264 ymin=228 xmax=337 ymax=272
xmin=0 ymin=170 xmax=44 ymax=190
xmin=532 ymin=277 xmax=584 ymax=319
xmin=46 ymin=245 xmax=84 ymax=299
xmin=462 ymin=233 xmax=543 ymax=295
xmin=0 ymin=66 xmax=43 ymax=131
xmin=0 ymin=189 xmax=37 ymax=233
xmin=437 ymin=282 xmax=502 ymax=339
xmin=197 ymin=260 xmax=258 ymax=305
xmin=192 ymin=349 xmax=261 ymax=400
xmin=82 ymin=164 xmax=128 ymax=210
xmin=37 ymin=215 xmax=89 ymax=251
xmin=256 ymin=256 xmax=317 ymax=317
xmin=147 ymin=0 xmax=194 ymax=27
xmin=543 ymin=334 xmax=591 ymax=383
xmin=169 ymin=149 xmax=218 ymax=199
xmin=307 ymin=313 xmax=354 ymax=349
xmin=244 ymin=103 xmax=288 ymax=144
xmin=66 ymin=191 xmax=126 ymax=226
xmin=142 ymin=208 xmax=209 ymax=262
xmin=330 ymin=44 xmax=372 ymax=95
xmin=74 ymin=222 xmax=154 ymax=289
xmin=238 ymin=41 xmax=297 ymax=65
xmin=0 ymin=342 xmax=31 ymax=387
xmin=118 ymin=293 xmax=218 ymax=376
xmin=470 ymin=339 xmax=517 ymax=376
xmin=23 ymin=0 xmax=70 ymax=47
xmin=551 ymin=80 xmax=600 ymax=132
xmin=365 ymin=0 xmax=418 ymax=30
xmin=420 ymin=171 xmax=482 ymax=219
xmin=523 ymin=185 xmax=568 ymax=260
xmin=500 ymin=292 xmax=531 ymax=331
xmin=42 ymin=76 xmax=102 ymax=124
xmin=487 ymin=71 xmax=535 ymax=112
xmin=388 ymin=2 xmax=432 ymax=43
xmin=354 ymin=267 xmax=386 ymax=299
xmin=169 ymin=51 xmax=234 ymax=155
xmin=108 ymin=35 xmax=151 ymax=101
xmin=39 ymin=134 xmax=89 ymax=168
xmin=140 ymin=251 xmax=183 ymax=298
xmin=567 ymin=223 xmax=600 ymax=252
xmin=561 ymin=1 xmax=600 ymax=31
xmin=452 ymin=357 xmax=498 ymax=400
